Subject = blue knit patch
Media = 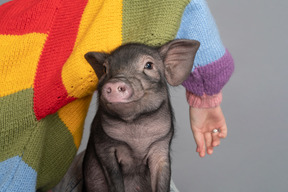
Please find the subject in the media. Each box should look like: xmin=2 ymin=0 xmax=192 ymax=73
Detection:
xmin=0 ymin=156 xmax=37 ymax=192
xmin=176 ymin=0 xmax=226 ymax=70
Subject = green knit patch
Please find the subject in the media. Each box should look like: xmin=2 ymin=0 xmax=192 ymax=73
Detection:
xmin=31 ymin=113 xmax=77 ymax=191
xmin=122 ymin=0 xmax=189 ymax=46
xmin=0 ymin=88 xmax=36 ymax=162
xmin=0 ymin=89 xmax=77 ymax=191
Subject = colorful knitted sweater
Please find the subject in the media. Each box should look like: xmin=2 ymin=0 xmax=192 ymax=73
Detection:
xmin=0 ymin=0 xmax=234 ymax=191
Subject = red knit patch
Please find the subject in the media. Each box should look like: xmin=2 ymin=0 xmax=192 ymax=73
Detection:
xmin=33 ymin=0 xmax=88 ymax=120
xmin=0 ymin=0 xmax=62 ymax=35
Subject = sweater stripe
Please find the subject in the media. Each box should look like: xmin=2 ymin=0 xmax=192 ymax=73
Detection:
xmin=33 ymin=0 xmax=88 ymax=120
xmin=32 ymin=113 xmax=77 ymax=190
xmin=182 ymin=49 xmax=234 ymax=96
xmin=0 ymin=89 xmax=35 ymax=162
xmin=58 ymin=95 xmax=92 ymax=149
xmin=0 ymin=0 xmax=60 ymax=35
xmin=0 ymin=88 xmax=77 ymax=191
xmin=121 ymin=0 xmax=189 ymax=46
xmin=0 ymin=33 xmax=47 ymax=97
xmin=59 ymin=0 xmax=123 ymax=148
xmin=0 ymin=156 xmax=37 ymax=192
xmin=61 ymin=0 xmax=123 ymax=99
xmin=176 ymin=0 xmax=226 ymax=69
xmin=177 ymin=0 xmax=234 ymax=96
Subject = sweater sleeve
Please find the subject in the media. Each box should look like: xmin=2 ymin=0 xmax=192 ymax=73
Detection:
xmin=176 ymin=0 xmax=234 ymax=107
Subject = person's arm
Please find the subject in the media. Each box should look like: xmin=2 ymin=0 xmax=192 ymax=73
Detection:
xmin=176 ymin=0 xmax=234 ymax=157
xmin=188 ymin=96 xmax=228 ymax=157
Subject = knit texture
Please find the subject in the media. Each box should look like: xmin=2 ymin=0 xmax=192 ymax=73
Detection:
xmin=0 ymin=0 xmax=234 ymax=191
xmin=182 ymin=49 xmax=234 ymax=96
xmin=177 ymin=0 xmax=234 ymax=98
xmin=186 ymin=91 xmax=222 ymax=108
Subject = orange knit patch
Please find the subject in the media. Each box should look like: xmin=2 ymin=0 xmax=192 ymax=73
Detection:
xmin=0 ymin=33 xmax=47 ymax=97
xmin=61 ymin=0 xmax=123 ymax=99
xmin=58 ymin=95 xmax=92 ymax=149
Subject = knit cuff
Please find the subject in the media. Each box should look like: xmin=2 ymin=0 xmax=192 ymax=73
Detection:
xmin=186 ymin=90 xmax=222 ymax=108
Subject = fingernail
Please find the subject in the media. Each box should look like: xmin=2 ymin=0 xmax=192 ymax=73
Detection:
xmin=208 ymin=149 xmax=213 ymax=155
xmin=213 ymin=142 xmax=220 ymax=147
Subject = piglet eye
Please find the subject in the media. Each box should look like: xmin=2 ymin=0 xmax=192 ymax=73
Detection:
xmin=144 ymin=62 xmax=153 ymax=70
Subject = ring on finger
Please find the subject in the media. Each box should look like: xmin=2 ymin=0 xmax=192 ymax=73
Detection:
xmin=212 ymin=128 xmax=220 ymax=133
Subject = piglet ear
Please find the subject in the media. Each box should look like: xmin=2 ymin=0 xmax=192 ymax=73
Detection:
xmin=159 ymin=39 xmax=200 ymax=86
xmin=84 ymin=52 xmax=108 ymax=79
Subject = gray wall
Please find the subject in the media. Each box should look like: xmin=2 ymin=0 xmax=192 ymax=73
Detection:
xmin=1 ymin=0 xmax=287 ymax=191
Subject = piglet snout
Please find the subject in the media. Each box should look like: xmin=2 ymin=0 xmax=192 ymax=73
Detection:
xmin=102 ymin=82 xmax=133 ymax=103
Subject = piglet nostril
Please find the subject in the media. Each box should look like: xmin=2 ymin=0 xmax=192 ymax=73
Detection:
xmin=106 ymin=87 xmax=112 ymax=94
xmin=118 ymin=86 xmax=126 ymax=92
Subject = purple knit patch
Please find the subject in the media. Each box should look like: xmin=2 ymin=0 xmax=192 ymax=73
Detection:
xmin=182 ymin=49 xmax=234 ymax=96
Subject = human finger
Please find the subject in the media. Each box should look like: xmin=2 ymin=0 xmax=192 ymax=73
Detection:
xmin=212 ymin=130 xmax=221 ymax=147
xmin=204 ymin=132 xmax=213 ymax=155
xmin=193 ymin=131 xmax=206 ymax=157
xmin=218 ymin=124 xmax=228 ymax=138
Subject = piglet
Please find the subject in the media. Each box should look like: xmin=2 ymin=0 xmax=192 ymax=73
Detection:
xmin=83 ymin=39 xmax=200 ymax=192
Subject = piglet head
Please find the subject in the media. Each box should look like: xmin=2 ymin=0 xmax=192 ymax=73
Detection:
xmin=85 ymin=39 xmax=199 ymax=121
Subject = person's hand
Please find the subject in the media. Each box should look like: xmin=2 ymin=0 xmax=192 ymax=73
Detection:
xmin=189 ymin=105 xmax=227 ymax=157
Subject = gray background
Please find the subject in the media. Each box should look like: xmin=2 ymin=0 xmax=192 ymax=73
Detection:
xmin=1 ymin=0 xmax=287 ymax=191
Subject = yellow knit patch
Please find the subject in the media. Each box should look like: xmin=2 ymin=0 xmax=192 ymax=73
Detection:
xmin=0 ymin=33 xmax=47 ymax=97
xmin=61 ymin=0 xmax=123 ymax=99
xmin=58 ymin=95 xmax=92 ymax=149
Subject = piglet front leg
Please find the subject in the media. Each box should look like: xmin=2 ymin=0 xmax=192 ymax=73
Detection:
xmin=148 ymin=144 xmax=171 ymax=192
xmin=97 ymin=148 xmax=125 ymax=192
